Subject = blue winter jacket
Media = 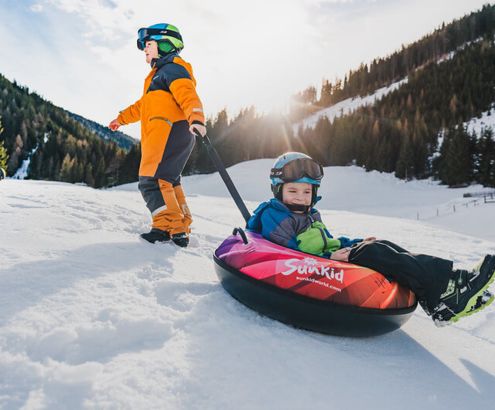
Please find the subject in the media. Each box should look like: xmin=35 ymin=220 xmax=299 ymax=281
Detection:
xmin=246 ymin=198 xmax=362 ymax=255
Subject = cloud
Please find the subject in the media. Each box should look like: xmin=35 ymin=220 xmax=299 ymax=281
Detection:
xmin=0 ymin=0 xmax=491 ymax=140
xmin=30 ymin=3 xmax=44 ymax=12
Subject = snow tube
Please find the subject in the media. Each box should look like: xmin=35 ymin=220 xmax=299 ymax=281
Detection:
xmin=214 ymin=229 xmax=417 ymax=337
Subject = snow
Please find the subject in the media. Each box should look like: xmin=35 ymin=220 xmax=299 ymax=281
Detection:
xmin=12 ymin=145 xmax=38 ymax=180
xmin=11 ymin=157 xmax=30 ymax=179
xmin=183 ymin=161 xmax=495 ymax=240
xmin=436 ymin=37 xmax=484 ymax=64
xmin=293 ymin=78 xmax=408 ymax=131
xmin=465 ymin=106 xmax=495 ymax=136
xmin=436 ymin=50 xmax=457 ymax=64
xmin=1 ymin=160 xmax=495 ymax=409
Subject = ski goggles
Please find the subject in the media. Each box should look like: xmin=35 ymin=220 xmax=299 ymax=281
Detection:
xmin=137 ymin=27 xmax=183 ymax=50
xmin=270 ymin=158 xmax=324 ymax=183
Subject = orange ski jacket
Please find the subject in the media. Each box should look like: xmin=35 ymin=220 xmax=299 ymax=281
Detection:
xmin=117 ymin=53 xmax=205 ymax=177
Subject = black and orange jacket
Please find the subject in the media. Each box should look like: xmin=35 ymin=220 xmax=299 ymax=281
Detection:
xmin=117 ymin=53 xmax=205 ymax=177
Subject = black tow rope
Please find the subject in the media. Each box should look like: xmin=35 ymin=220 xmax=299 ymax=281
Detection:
xmin=197 ymin=132 xmax=251 ymax=224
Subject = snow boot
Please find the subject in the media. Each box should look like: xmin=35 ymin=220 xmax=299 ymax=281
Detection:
xmin=140 ymin=228 xmax=171 ymax=244
xmin=172 ymin=232 xmax=189 ymax=248
xmin=432 ymin=255 xmax=495 ymax=326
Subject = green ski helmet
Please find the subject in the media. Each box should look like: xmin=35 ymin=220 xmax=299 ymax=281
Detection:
xmin=137 ymin=23 xmax=184 ymax=56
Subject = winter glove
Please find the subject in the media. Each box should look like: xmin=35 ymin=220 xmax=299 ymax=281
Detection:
xmin=190 ymin=122 xmax=206 ymax=138
xmin=338 ymin=236 xmax=363 ymax=248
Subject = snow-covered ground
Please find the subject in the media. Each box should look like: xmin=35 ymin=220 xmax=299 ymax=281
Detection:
xmin=1 ymin=161 xmax=495 ymax=409
xmin=184 ymin=161 xmax=495 ymax=240
xmin=465 ymin=106 xmax=495 ymax=136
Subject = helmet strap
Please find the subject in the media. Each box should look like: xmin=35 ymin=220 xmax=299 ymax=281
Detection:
xmin=285 ymin=203 xmax=310 ymax=213
xmin=311 ymin=185 xmax=319 ymax=206
xmin=272 ymin=183 xmax=317 ymax=213
xmin=271 ymin=184 xmax=283 ymax=202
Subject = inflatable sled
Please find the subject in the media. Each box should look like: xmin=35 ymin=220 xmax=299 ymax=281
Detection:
xmin=197 ymin=134 xmax=417 ymax=337
xmin=214 ymin=229 xmax=417 ymax=337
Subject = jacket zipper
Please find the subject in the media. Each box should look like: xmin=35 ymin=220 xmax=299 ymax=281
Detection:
xmin=317 ymin=227 xmax=328 ymax=249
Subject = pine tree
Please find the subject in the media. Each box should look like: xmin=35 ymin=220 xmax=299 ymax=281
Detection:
xmin=438 ymin=127 xmax=473 ymax=186
xmin=84 ymin=163 xmax=95 ymax=187
xmin=60 ymin=154 xmax=74 ymax=182
xmin=476 ymin=128 xmax=495 ymax=186
xmin=396 ymin=135 xmax=414 ymax=180
xmin=0 ymin=116 xmax=9 ymax=174
xmin=117 ymin=143 xmax=140 ymax=184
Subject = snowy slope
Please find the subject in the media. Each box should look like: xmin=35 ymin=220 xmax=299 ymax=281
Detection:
xmin=182 ymin=160 xmax=495 ymax=240
xmin=293 ymin=78 xmax=407 ymax=131
xmin=1 ymin=162 xmax=495 ymax=409
xmin=294 ymin=36 xmax=493 ymax=134
xmin=465 ymin=106 xmax=495 ymax=136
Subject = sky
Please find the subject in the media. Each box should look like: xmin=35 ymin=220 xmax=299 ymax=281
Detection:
xmin=0 ymin=0 xmax=492 ymax=140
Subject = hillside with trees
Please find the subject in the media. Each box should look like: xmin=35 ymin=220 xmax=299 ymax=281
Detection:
xmin=191 ymin=4 xmax=495 ymax=188
xmin=294 ymin=37 xmax=495 ymax=186
xmin=0 ymin=74 xmax=138 ymax=187
xmin=290 ymin=3 xmax=495 ymax=121
xmin=1 ymin=4 xmax=494 ymax=188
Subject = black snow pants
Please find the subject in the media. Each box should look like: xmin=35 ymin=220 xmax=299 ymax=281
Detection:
xmin=348 ymin=240 xmax=454 ymax=312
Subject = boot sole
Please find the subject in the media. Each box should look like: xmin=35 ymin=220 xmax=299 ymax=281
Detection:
xmin=450 ymin=258 xmax=495 ymax=323
xmin=171 ymin=241 xmax=189 ymax=248
xmin=450 ymin=293 xmax=495 ymax=323
xmin=139 ymin=236 xmax=171 ymax=244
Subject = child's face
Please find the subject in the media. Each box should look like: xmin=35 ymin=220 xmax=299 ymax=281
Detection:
xmin=144 ymin=40 xmax=159 ymax=64
xmin=282 ymin=182 xmax=312 ymax=210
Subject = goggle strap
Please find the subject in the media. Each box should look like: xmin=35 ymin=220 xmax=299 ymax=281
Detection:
xmin=138 ymin=28 xmax=183 ymax=41
xmin=270 ymin=168 xmax=284 ymax=178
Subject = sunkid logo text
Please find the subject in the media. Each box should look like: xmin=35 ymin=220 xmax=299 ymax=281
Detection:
xmin=281 ymin=258 xmax=344 ymax=283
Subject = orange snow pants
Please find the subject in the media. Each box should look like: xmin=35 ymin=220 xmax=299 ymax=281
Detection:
xmin=138 ymin=178 xmax=193 ymax=234
xmin=138 ymin=120 xmax=195 ymax=235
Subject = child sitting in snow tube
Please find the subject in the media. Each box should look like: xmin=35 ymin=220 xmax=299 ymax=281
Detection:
xmin=246 ymin=152 xmax=495 ymax=326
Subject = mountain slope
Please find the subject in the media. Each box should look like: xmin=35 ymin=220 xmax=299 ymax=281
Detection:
xmin=291 ymin=4 xmax=495 ymax=120
xmin=197 ymin=7 xmax=495 ymax=189
xmin=0 ymin=73 xmax=137 ymax=186
xmin=66 ymin=111 xmax=136 ymax=150
xmin=1 ymin=162 xmax=494 ymax=409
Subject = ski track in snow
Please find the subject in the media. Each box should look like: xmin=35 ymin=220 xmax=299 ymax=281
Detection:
xmin=1 ymin=171 xmax=495 ymax=409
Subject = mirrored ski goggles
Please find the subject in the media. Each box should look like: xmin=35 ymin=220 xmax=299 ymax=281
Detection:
xmin=270 ymin=158 xmax=324 ymax=182
xmin=136 ymin=27 xmax=183 ymax=50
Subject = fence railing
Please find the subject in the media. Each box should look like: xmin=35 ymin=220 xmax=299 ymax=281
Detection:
xmin=416 ymin=193 xmax=495 ymax=220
